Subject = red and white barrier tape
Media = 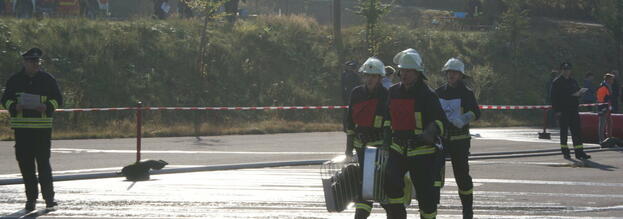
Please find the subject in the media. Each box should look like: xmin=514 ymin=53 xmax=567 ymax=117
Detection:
xmin=0 ymin=103 xmax=605 ymax=113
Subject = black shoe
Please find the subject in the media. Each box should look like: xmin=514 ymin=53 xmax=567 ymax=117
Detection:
xmin=25 ymin=201 xmax=36 ymax=211
xmin=45 ymin=200 xmax=58 ymax=209
xmin=576 ymin=153 xmax=591 ymax=160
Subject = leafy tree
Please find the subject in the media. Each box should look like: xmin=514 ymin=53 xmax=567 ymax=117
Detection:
xmin=354 ymin=0 xmax=392 ymax=56
xmin=594 ymin=0 xmax=623 ymax=71
xmin=495 ymin=1 xmax=530 ymax=72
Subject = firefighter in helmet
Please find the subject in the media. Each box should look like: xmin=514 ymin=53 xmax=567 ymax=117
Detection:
xmin=383 ymin=49 xmax=447 ymax=219
xmin=435 ymin=58 xmax=480 ymax=219
xmin=345 ymin=57 xmax=390 ymax=218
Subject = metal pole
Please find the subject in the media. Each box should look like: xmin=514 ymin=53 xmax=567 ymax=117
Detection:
xmin=333 ymin=0 xmax=343 ymax=66
xmin=136 ymin=101 xmax=142 ymax=162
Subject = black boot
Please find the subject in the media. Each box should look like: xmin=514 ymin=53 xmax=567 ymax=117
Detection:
xmin=385 ymin=204 xmax=406 ymax=219
xmin=561 ymin=146 xmax=571 ymax=159
xmin=354 ymin=208 xmax=371 ymax=219
xmin=45 ymin=200 xmax=58 ymax=209
xmin=574 ymin=148 xmax=591 ymax=160
xmin=460 ymin=194 xmax=473 ymax=219
xmin=25 ymin=200 xmax=36 ymax=211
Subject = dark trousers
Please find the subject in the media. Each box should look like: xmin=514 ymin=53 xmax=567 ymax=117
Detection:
xmin=446 ymin=140 xmax=473 ymax=218
xmin=354 ymin=147 xmax=386 ymax=218
xmin=446 ymin=140 xmax=473 ymax=195
xmin=14 ymin=128 xmax=55 ymax=201
xmin=384 ymin=150 xmax=437 ymax=219
xmin=558 ymin=111 xmax=582 ymax=146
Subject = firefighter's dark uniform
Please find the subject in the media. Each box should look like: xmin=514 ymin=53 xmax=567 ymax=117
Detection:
xmin=436 ymin=81 xmax=480 ymax=219
xmin=345 ymin=84 xmax=389 ymax=219
xmin=550 ymin=72 xmax=590 ymax=159
xmin=1 ymin=49 xmax=63 ymax=209
xmin=384 ymin=79 xmax=446 ymax=219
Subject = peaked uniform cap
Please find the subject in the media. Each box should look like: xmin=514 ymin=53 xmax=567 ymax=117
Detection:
xmin=22 ymin=48 xmax=43 ymax=60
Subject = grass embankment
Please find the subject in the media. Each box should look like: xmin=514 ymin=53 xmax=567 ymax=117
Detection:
xmin=0 ymin=13 xmax=614 ymax=140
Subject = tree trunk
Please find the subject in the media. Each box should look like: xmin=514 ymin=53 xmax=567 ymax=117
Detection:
xmin=333 ymin=0 xmax=343 ymax=72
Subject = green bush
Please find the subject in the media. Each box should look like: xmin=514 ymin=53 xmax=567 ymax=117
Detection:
xmin=0 ymin=15 xmax=618 ymax=133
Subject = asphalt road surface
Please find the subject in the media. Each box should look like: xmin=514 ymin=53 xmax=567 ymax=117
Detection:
xmin=1 ymin=128 xmax=622 ymax=218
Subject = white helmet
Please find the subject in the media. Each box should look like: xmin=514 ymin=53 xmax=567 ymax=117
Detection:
xmin=396 ymin=52 xmax=425 ymax=73
xmin=442 ymin=58 xmax=466 ymax=75
xmin=359 ymin=57 xmax=386 ymax=76
xmin=393 ymin=48 xmax=419 ymax=65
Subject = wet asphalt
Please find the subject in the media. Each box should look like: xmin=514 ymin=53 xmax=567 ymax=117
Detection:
xmin=0 ymin=128 xmax=622 ymax=218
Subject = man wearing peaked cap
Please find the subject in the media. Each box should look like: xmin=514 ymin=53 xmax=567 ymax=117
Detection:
xmin=22 ymin=48 xmax=43 ymax=60
xmin=550 ymin=61 xmax=591 ymax=160
xmin=1 ymin=47 xmax=63 ymax=211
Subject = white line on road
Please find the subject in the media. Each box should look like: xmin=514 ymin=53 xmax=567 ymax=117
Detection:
xmin=52 ymin=148 xmax=341 ymax=155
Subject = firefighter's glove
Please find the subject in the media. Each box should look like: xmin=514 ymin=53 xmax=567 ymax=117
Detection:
xmin=422 ymin=123 xmax=440 ymax=145
xmin=461 ymin=112 xmax=475 ymax=123
xmin=450 ymin=118 xmax=466 ymax=129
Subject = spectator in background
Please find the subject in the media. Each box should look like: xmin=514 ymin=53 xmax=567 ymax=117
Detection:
xmin=614 ymin=70 xmax=621 ymax=113
xmin=341 ymin=60 xmax=361 ymax=134
xmin=36 ymin=0 xmax=57 ymax=17
xmin=382 ymin=66 xmax=395 ymax=89
xmin=582 ymin=72 xmax=596 ymax=104
xmin=178 ymin=0 xmax=192 ymax=18
xmin=596 ymin=73 xmax=615 ymax=143
xmin=153 ymin=0 xmax=170 ymax=19
xmin=15 ymin=0 xmax=35 ymax=18
xmin=224 ymin=0 xmax=239 ymax=23
xmin=83 ymin=0 xmax=98 ymax=18
xmin=546 ymin=69 xmax=558 ymax=128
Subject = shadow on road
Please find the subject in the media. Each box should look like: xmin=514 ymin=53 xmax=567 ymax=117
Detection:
xmin=565 ymin=158 xmax=618 ymax=171
xmin=1 ymin=208 xmax=54 ymax=219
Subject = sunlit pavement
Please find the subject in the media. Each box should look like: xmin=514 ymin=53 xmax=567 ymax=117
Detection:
xmin=1 ymin=128 xmax=622 ymax=218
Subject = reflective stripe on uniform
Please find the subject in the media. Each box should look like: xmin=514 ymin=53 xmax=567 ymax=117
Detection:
xmin=449 ymin=134 xmax=471 ymax=141
xmin=388 ymin=196 xmax=404 ymax=204
xmin=384 ymin=120 xmax=391 ymax=127
xmin=354 ymin=139 xmax=383 ymax=148
xmin=560 ymin=144 xmax=569 ymax=149
xmin=390 ymin=143 xmax=403 ymax=154
xmin=414 ymin=129 xmax=423 ymax=135
xmin=10 ymin=118 xmax=53 ymax=129
xmin=49 ymin=99 xmax=59 ymax=110
xmin=3 ymin=99 xmax=14 ymax=110
xmin=574 ymin=144 xmax=584 ymax=149
xmin=355 ymin=203 xmax=372 ymax=212
xmin=346 ymin=130 xmax=355 ymax=135
xmin=420 ymin=210 xmax=437 ymax=219
xmin=374 ymin=115 xmax=383 ymax=128
xmin=415 ymin=112 xmax=422 ymax=130
xmin=434 ymin=180 xmax=442 ymax=187
xmin=406 ymin=146 xmax=436 ymax=156
xmin=459 ymin=188 xmax=473 ymax=195
xmin=435 ymin=120 xmax=444 ymax=137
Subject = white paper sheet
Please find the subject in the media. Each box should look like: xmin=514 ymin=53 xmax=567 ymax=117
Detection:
xmin=439 ymin=98 xmax=462 ymax=121
xmin=19 ymin=93 xmax=41 ymax=110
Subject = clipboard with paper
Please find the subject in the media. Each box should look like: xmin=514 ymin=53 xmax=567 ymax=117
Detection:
xmin=439 ymin=98 xmax=462 ymax=122
xmin=19 ymin=93 xmax=42 ymax=110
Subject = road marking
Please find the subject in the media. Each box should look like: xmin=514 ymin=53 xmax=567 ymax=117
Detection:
xmin=52 ymin=148 xmax=341 ymax=155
